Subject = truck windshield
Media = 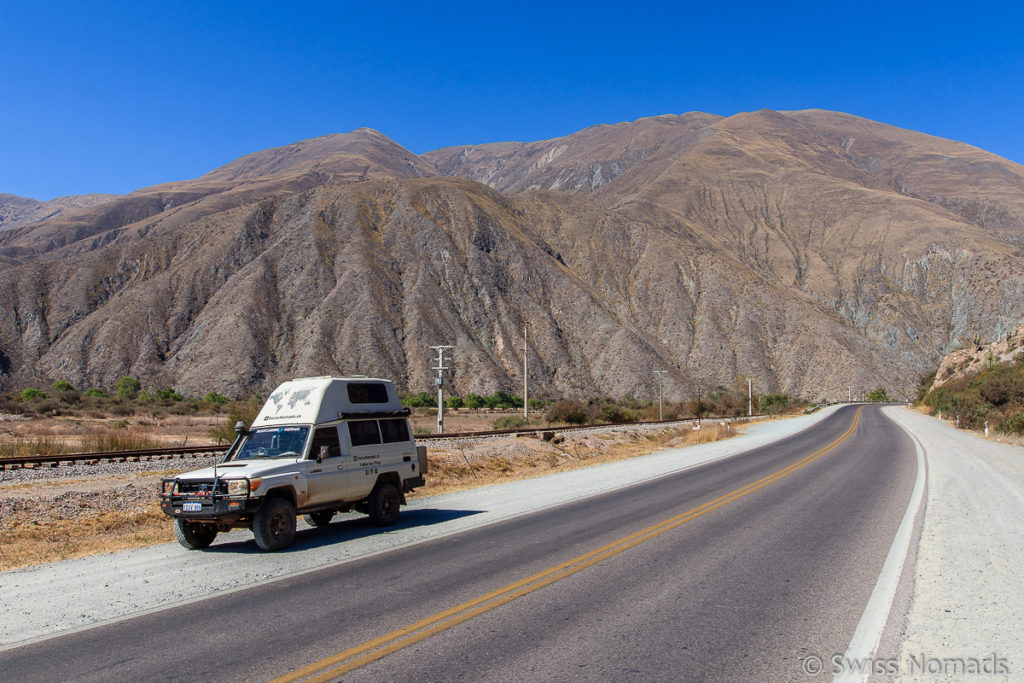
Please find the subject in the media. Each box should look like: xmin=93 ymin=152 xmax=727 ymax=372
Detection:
xmin=233 ymin=426 xmax=310 ymax=460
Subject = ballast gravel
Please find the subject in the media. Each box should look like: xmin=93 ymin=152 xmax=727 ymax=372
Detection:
xmin=0 ymin=409 xmax=838 ymax=648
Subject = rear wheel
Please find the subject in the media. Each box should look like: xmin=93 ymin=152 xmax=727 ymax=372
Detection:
xmin=174 ymin=519 xmax=217 ymax=550
xmin=252 ymin=497 xmax=297 ymax=551
xmin=304 ymin=511 xmax=334 ymax=527
xmin=366 ymin=481 xmax=401 ymax=526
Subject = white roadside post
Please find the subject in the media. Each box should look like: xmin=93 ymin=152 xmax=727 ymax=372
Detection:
xmin=747 ymin=378 xmax=753 ymax=417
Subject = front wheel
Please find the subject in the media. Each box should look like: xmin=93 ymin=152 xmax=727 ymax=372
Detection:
xmin=366 ymin=481 xmax=401 ymax=527
xmin=174 ymin=519 xmax=217 ymax=550
xmin=252 ymin=497 xmax=297 ymax=551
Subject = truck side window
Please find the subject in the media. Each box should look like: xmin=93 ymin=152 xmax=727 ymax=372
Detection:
xmin=310 ymin=426 xmax=341 ymax=459
xmin=347 ymin=383 xmax=389 ymax=404
xmin=348 ymin=420 xmax=382 ymax=447
xmin=379 ymin=418 xmax=410 ymax=444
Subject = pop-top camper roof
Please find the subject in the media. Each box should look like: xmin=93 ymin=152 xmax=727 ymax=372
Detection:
xmin=253 ymin=377 xmax=403 ymax=426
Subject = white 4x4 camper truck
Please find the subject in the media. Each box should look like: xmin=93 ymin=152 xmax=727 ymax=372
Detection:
xmin=160 ymin=377 xmax=427 ymax=551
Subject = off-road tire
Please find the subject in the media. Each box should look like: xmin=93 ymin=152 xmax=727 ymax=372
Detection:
xmin=303 ymin=511 xmax=334 ymax=527
xmin=252 ymin=497 xmax=297 ymax=551
xmin=174 ymin=519 xmax=217 ymax=550
xmin=366 ymin=481 xmax=401 ymax=527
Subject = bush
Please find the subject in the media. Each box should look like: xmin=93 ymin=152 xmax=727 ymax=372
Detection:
xmin=760 ymin=393 xmax=793 ymax=414
xmin=545 ymin=399 xmax=588 ymax=425
xmin=487 ymin=391 xmax=523 ymax=410
xmin=155 ymin=387 xmax=184 ymax=401
xmin=83 ymin=388 xmax=108 ymax=398
xmin=401 ymin=392 xmax=436 ymax=408
xmin=464 ymin=394 xmax=485 ymax=410
xmin=600 ymin=403 xmax=635 ymax=423
xmin=51 ymin=380 xmax=76 ymax=392
xmin=20 ymin=387 xmax=46 ymax=401
xmin=57 ymin=389 xmax=81 ymax=404
xmin=203 ymin=392 xmax=229 ymax=405
xmin=977 ymin=367 xmax=1024 ymax=406
xmin=444 ymin=396 xmax=464 ymax=409
xmin=116 ymin=376 xmax=141 ymax=400
xmin=997 ymin=412 xmax=1024 ymax=435
xmin=915 ymin=371 xmax=937 ymax=403
xmin=492 ymin=415 xmax=534 ymax=430
xmin=866 ymin=387 xmax=891 ymax=402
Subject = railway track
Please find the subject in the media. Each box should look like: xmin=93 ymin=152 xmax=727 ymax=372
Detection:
xmin=0 ymin=416 xmax=760 ymax=470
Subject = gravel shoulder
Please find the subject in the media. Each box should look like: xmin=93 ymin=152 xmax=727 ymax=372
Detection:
xmin=883 ymin=407 xmax=1024 ymax=681
xmin=0 ymin=407 xmax=839 ymax=649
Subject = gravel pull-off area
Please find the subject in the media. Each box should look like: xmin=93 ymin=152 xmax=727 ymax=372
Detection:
xmin=885 ymin=408 xmax=1024 ymax=682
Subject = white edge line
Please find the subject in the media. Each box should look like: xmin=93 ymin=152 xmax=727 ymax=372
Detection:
xmin=833 ymin=413 xmax=927 ymax=683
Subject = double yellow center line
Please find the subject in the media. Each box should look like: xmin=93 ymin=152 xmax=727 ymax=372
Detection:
xmin=274 ymin=408 xmax=862 ymax=683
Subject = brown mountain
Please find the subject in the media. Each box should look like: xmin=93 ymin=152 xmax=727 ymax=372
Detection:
xmin=1 ymin=110 xmax=1021 ymax=401
xmin=0 ymin=193 xmax=118 ymax=231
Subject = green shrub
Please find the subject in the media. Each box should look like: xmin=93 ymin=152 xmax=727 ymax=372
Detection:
xmin=760 ymin=393 xmax=793 ymax=414
xmin=464 ymin=393 xmax=485 ymax=409
xmin=997 ymin=412 xmax=1024 ymax=435
xmin=203 ymin=391 xmax=229 ymax=405
xmin=486 ymin=391 xmax=523 ymax=410
xmin=51 ymin=380 xmax=76 ymax=392
xmin=115 ymin=376 xmax=141 ymax=400
xmin=492 ymin=415 xmax=535 ymax=430
xmin=401 ymin=391 xmax=436 ymax=408
xmin=155 ymin=387 xmax=184 ymax=401
xmin=444 ymin=396 xmax=464 ymax=409
xmin=866 ymin=387 xmax=891 ymax=402
xmin=83 ymin=388 xmax=108 ymax=398
xmin=601 ymin=403 xmax=635 ymax=423
xmin=20 ymin=387 xmax=46 ymax=401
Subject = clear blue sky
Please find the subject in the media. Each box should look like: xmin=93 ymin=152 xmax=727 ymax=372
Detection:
xmin=3 ymin=0 xmax=1023 ymax=200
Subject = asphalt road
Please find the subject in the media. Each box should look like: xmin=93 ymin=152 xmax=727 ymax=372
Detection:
xmin=0 ymin=405 xmax=919 ymax=682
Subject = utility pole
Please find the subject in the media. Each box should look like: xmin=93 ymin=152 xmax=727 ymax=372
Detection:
xmin=523 ymin=323 xmax=529 ymax=420
xmin=747 ymin=378 xmax=753 ymax=417
xmin=847 ymin=385 xmax=853 ymax=403
xmin=430 ymin=345 xmax=453 ymax=434
xmin=696 ymin=387 xmax=702 ymax=428
xmin=654 ymin=370 xmax=668 ymax=421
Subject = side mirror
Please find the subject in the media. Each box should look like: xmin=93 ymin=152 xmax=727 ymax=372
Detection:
xmin=318 ymin=445 xmax=329 ymax=463
xmin=234 ymin=421 xmax=248 ymax=434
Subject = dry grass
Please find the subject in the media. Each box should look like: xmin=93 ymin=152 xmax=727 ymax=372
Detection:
xmin=0 ymin=436 xmax=73 ymax=458
xmin=0 ymin=506 xmax=172 ymax=571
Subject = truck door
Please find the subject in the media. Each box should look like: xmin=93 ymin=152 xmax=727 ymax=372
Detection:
xmin=346 ymin=419 xmax=384 ymax=497
xmin=304 ymin=425 xmax=351 ymax=506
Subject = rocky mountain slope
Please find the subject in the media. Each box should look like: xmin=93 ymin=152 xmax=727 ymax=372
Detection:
xmin=0 ymin=193 xmax=117 ymax=231
xmin=1 ymin=110 xmax=1022 ymax=401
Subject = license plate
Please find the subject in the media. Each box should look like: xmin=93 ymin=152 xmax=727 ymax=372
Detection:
xmin=182 ymin=502 xmax=202 ymax=512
